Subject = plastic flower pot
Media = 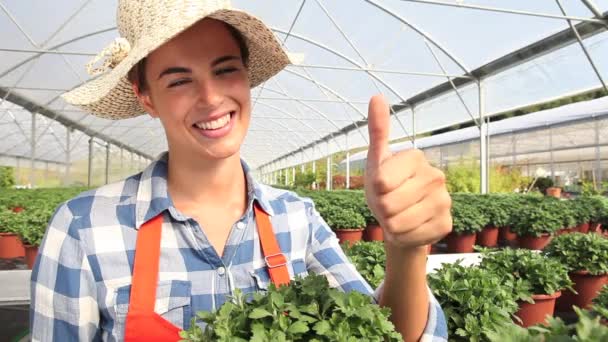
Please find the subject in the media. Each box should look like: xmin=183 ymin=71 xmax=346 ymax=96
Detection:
xmin=499 ymin=226 xmax=518 ymax=246
xmin=477 ymin=226 xmax=499 ymax=247
xmin=577 ymin=222 xmax=590 ymax=233
xmin=0 ymin=232 xmax=25 ymax=259
xmin=11 ymin=206 xmax=24 ymax=213
xmin=335 ymin=228 xmax=364 ymax=247
xmin=557 ymin=227 xmax=575 ymax=236
xmin=518 ymin=234 xmax=553 ymax=250
xmin=556 ymin=271 xmax=608 ymax=311
xmin=546 ymin=187 xmax=562 ymax=198
xmin=446 ymin=232 xmax=476 ymax=253
xmin=24 ymin=245 xmax=39 ymax=269
xmin=589 ymin=222 xmax=602 ymax=234
xmin=515 ymin=292 xmax=561 ymax=327
xmin=363 ymin=224 xmax=383 ymax=242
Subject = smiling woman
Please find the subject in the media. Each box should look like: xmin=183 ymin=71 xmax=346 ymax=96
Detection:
xmin=29 ymin=1 xmax=451 ymax=341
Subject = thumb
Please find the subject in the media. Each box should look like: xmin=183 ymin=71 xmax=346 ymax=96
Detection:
xmin=366 ymin=94 xmax=391 ymax=169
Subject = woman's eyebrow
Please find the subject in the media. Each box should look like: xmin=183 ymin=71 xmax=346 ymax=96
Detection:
xmin=212 ymin=55 xmax=240 ymax=67
xmin=158 ymin=67 xmax=191 ymax=80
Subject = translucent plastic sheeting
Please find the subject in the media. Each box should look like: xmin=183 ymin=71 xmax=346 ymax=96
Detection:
xmin=346 ymin=96 xmax=608 ymax=164
xmin=0 ymin=0 xmax=607 ymax=171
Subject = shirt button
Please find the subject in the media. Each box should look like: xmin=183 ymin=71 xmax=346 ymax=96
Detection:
xmin=217 ymin=267 xmax=226 ymax=276
xmin=236 ymin=222 xmax=246 ymax=229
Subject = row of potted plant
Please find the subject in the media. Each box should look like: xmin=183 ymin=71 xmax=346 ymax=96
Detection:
xmin=0 ymin=204 xmax=55 ymax=268
xmin=448 ymin=194 xmax=608 ymax=253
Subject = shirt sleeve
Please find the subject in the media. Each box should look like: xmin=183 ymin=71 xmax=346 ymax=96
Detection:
xmin=304 ymin=201 xmax=448 ymax=341
xmin=30 ymin=203 xmax=101 ymax=342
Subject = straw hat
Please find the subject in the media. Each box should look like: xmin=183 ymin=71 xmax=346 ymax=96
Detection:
xmin=62 ymin=0 xmax=290 ymax=120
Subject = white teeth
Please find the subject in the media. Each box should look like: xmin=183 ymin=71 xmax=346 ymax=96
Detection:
xmin=195 ymin=113 xmax=231 ymax=130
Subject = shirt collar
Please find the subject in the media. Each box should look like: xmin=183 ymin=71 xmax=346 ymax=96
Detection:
xmin=134 ymin=152 xmax=275 ymax=229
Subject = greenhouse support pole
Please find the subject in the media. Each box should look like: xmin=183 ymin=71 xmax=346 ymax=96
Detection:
xmin=511 ymin=132 xmax=517 ymax=167
xmin=30 ymin=112 xmax=36 ymax=187
xmin=595 ymin=118 xmax=602 ymax=186
xmin=301 ymin=149 xmax=305 ymax=174
xmin=312 ymin=145 xmax=317 ymax=190
xmin=478 ymin=80 xmax=488 ymax=194
xmin=412 ymin=106 xmax=417 ymax=149
xmin=550 ymin=127 xmax=555 ymax=181
xmin=292 ymin=166 xmax=296 ymax=184
xmin=88 ymin=137 xmax=94 ymax=187
xmin=105 ymin=143 xmax=111 ymax=185
xmin=326 ymin=141 xmax=331 ymax=191
xmin=346 ymin=132 xmax=350 ymax=189
xmin=64 ymin=127 xmax=71 ymax=186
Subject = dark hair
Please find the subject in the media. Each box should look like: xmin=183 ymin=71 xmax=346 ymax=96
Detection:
xmin=127 ymin=22 xmax=250 ymax=92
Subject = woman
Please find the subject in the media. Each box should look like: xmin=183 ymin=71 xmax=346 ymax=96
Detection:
xmin=30 ymin=1 xmax=451 ymax=341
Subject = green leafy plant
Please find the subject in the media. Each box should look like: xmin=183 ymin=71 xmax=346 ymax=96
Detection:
xmin=479 ymin=194 xmax=512 ymax=228
xmin=0 ymin=166 xmax=16 ymax=189
xmin=180 ymin=273 xmax=403 ymax=341
xmin=342 ymin=241 xmax=385 ymax=288
xmin=487 ymin=307 xmax=608 ymax=341
xmin=592 ymin=285 xmax=608 ymax=322
xmin=509 ymin=198 xmax=563 ymax=237
xmin=478 ymin=247 xmax=574 ymax=296
xmin=323 ymin=206 xmax=365 ymax=231
xmin=533 ymin=177 xmax=554 ymax=195
xmin=450 ymin=198 xmax=487 ymax=234
xmin=544 ymin=233 xmax=608 ymax=275
xmin=579 ymin=196 xmax=606 ymax=223
xmin=427 ymin=261 xmax=531 ymax=341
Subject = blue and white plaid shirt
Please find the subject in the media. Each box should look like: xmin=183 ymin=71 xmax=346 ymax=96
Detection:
xmin=30 ymin=152 xmax=447 ymax=341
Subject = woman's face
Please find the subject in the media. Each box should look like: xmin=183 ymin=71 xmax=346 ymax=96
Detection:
xmin=137 ymin=19 xmax=251 ymax=161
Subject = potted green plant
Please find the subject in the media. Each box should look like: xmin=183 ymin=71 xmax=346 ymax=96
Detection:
xmin=359 ymin=197 xmax=383 ymax=242
xmin=555 ymin=200 xmax=577 ymax=235
xmin=479 ymin=248 xmax=574 ymax=327
xmin=586 ymin=196 xmax=606 ymax=233
xmin=572 ymin=197 xmax=594 ymax=233
xmin=510 ymin=199 xmax=563 ymax=250
xmin=322 ymin=206 xmax=366 ymax=246
xmin=499 ymin=195 xmax=523 ymax=246
xmin=591 ymin=285 xmax=608 ymax=323
xmin=0 ymin=209 xmax=25 ymax=259
xmin=16 ymin=208 xmax=52 ymax=269
xmin=342 ymin=241 xmax=385 ymax=288
xmin=180 ymin=273 xmax=403 ymax=341
xmin=487 ymin=307 xmax=608 ymax=341
xmin=478 ymin=195 xmax=511 ymax=247
xmin=545 ymin=232 xmax=608 ymax=311
xmin=447 ymin=199 xmax=487 ymax=253
xmin=427 ymin=261 xmax=531 ymax=341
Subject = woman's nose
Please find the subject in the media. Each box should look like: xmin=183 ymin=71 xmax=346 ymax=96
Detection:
xmin=196 ymin=78 xmax=223 ymax=108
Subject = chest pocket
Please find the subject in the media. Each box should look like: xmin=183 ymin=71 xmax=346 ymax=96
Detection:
xmin=111 ymin=280 xmax=192 ymax=338
xmin=251 ymin=258 xmax=308 ymax=291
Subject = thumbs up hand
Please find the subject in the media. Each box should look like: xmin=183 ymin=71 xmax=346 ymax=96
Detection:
xmin=364 ymin=95 xmax=452 ymax=250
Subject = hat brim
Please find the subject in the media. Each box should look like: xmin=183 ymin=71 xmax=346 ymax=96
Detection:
xmin=61 ymin=9 xmax=290 ymax=120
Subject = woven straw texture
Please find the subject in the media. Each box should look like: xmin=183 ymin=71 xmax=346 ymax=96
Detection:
xmin=61 ymin=0 xmax=290 ymax=120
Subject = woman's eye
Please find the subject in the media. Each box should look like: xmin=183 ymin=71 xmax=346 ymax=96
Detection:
xmin=168 ymin=79 xmax=191 ymax=88
xmin=215 ymin=67 xmax=238 ymax=76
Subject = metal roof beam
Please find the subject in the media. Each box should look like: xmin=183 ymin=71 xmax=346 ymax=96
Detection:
xmin=0 ymin=87 xmax=153 ymax=159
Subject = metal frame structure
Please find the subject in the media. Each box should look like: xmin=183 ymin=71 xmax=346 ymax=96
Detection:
xmin=0 ymin=1 xmax=606 ymax=191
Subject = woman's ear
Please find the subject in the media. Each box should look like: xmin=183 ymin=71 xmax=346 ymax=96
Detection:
xmin=132 ymin=83 xmax=159 ymax=118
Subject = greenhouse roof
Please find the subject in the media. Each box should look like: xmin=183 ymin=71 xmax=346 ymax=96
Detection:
xmin=1 ymin=0 xmax=607 ymax=171
xmin=345 ymin=95 xmax=608 ymax=163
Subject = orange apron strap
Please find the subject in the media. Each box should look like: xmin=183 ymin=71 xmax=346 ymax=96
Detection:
xmin=254 ymin=203 xmax=291 ymax=287
xmin=129 ymin=214 xmax=164 ymax=313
